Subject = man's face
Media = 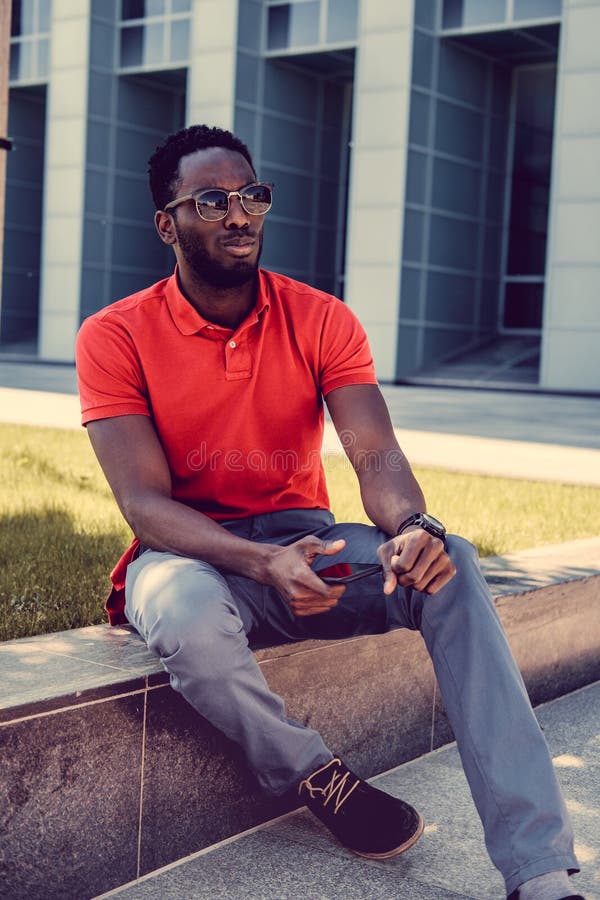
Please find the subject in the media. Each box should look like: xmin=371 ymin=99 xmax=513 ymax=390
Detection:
xmin=169 ymin=147 xmax=265 ymax=289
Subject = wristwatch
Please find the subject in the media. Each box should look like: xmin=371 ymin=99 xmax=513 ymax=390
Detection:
xmin=396 ymin=512 xmax=446 ymax=543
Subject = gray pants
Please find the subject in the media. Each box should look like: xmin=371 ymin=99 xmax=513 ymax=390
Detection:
xmin=124 ymin=508 xmax=577 ymax=895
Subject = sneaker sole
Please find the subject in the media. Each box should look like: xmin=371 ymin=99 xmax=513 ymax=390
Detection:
xmin=350 ymin=813 xmax=425 ymax=860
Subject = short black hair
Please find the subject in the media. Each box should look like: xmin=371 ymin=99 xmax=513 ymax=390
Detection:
xmin=148 ymin=124 xmax=256 ymax=210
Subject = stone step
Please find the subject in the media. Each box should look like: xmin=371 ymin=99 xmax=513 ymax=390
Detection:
xmin=98 ymin=681 xmax=600 ymax=900
xmin=1 ymin=537 xmax=599 ymax=900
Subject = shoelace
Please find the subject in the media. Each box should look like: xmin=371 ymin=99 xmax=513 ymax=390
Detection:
xmin=298 ymin=758 xmax=360 ymax=815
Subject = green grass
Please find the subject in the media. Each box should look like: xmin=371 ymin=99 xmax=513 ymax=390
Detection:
xmin=1 ymin=422 xmax=599 ymax=642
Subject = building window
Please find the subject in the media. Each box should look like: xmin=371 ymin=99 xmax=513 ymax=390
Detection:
xmin=9 ymin=0 xmax=51 ymax=85
xmin=119 ymin=0 xmax=191 ymax=70
xmin=266 ymin=0 xmax=358 ymax=52
xmin=442 ymin=0 xmax=561 ymax=30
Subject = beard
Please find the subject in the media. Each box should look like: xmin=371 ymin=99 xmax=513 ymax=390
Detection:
xmin=174 ymin=223 xmax=263 ymax=289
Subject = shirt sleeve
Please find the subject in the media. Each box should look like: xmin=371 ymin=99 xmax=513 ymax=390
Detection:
xmin=318 ymin=298 xmax=378 ymax=397
xmin=76 ymin=313 xmax=150 ymax=425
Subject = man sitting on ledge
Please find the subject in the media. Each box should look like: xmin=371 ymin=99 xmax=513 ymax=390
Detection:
xmin=76 ymin=124 xmax=582 ymax=900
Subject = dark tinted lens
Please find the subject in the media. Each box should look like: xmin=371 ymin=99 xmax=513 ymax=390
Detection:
xmin=240 ymin=183 xmax=272 ymax=214
xmin=196 ymin=189 xmax=229 ymax=220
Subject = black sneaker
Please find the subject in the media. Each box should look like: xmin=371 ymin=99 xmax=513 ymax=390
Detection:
xmin=298 ymin=757 xmax=424 ymax=859
xmin=508 ymin=893 xmax=585 ymax=899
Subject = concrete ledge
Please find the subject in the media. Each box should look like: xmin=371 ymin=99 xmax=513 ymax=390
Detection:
xmin=1 ymin=538 xmax=599 ymax=900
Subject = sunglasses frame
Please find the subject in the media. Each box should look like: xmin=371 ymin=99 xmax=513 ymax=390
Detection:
xmin=163 ymin=181 xmax=274 ymax=221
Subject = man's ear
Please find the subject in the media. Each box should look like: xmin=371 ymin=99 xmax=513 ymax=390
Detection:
xmin=154 ymin=210 xmax=177 ymax=245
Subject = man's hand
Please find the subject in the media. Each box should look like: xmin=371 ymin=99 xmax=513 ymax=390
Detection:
xmin=378 ymin=528 xmax=456 ymax=596
xmin=265 ymin=536 xmax=347 ymax=616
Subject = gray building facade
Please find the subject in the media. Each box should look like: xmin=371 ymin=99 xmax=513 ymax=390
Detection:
xmin=3 ymin=0 xmax=600 ymax=392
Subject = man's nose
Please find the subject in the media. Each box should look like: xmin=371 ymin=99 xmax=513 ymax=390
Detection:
xmin=224 ymin=193 xmax=250 ymax=228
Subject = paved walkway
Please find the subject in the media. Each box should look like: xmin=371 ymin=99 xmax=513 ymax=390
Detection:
xmin=97 ymin=681 xmax=599 ymax=900
xmin=1 ymin=362 xmax=599 ymax=485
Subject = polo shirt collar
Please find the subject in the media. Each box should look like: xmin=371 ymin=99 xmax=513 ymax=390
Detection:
xmin=164 ymin=267 xmax=269 ymax=336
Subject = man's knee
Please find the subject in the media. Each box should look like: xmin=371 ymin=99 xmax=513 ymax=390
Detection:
xmin=445 ymin=533 xmax=480 ymax=570
xmin=434 ymin=533 xmax=494 ymax=619
xmin=127 ymin=554 xmax=243 ymax=663
xmin=149 ymin=587 xmax=244 ymax=667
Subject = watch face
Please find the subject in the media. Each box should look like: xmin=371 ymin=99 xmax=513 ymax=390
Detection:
xmin=422 ymin=513 xmax=445 ymax=532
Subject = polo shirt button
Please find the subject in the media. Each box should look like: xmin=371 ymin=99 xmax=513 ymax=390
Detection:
xmin=229 ymin=340 xmax=236 ymax=349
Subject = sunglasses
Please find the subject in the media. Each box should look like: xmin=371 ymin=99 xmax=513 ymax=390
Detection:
xmin=164 ymin=182 xmax=274 ymax=222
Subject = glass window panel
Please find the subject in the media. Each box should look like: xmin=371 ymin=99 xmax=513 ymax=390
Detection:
xmin=492 ymin=64 xmax=511 ymax=116
xmin=17 ymin=40 xmax=35 ymax=79
xmin=406 ymin=150 xmax=428 ymax=205
xmin=409 ymin=90 xmax=430 ymax=146
xmin=435 ymin=100 xmax=484 ymax=162
xmin=20 ymin=0 xmax=36 ymax=34
xmin=172 ymin=0 xmax=191 ymax=11
xmin=262 ymin=169 xmax=312 ymax=219
xmin=412 ymin=30 xmax=434 ymax=88
xmin=489 ymin=115 xmax=509 ymax=170
xmin=122 ymin=0 xmax=146 ymax=20
xmin=9 ymin=43 xmax=21 ymax=80
xmin=402 ymin=209 xmax=424 ymax=263
xmin=264 ymin=61 xmax=318 ymax=118
xmin=507 ymin=67 xmax=556 ymax=276
xmin=438 ymin=42 xmax=486 ymax=108
xmin=147 ymin=0 xmax=166 ymax=15
xmin=238 ymin=0 xmax=262 ymax=50
xmin=484 ymin=226 xmax=501 ymax=274
xmin=317 ymin=178 xmax=339 ymax=229
xmin=233 ymin=107 xmax=256 ymax=150
xmin=143 ymin=21 xmax=164 ymax=64
xmin=289 ymin=1 xmax=320 ymax=47
xmin=120 ymin=25 xmax=144 ymax=66
xmin=400 ymin=267 xmax=422 ymax=320
xmin=462 ymin=0 xmax=505 ymax=26
xmin=263 ymin=113 xmax=315 ymax=170
xmin=396 ymin=325 xmax=420 ymax=377
xmin=11 ymin=0 xmax=22 ymax=36
xmin=38 ymin=0 xmax=51 ymax=32
xmin=170 ymin=18 xmax=189 ymax=60
xmin=429 ymin=214 xmax=478 ymax=270
xmin=432 ymin=157 xmax=481 ymax=217
xmin=423 ymin=326 xmax=473 ymax=360
xmin=480 ymin=279 xmax=499 ymax=329
xmin=264 ymin=220 xmax=311 ymax=270
xmin=415 ymin=0 xmax=436 ymax=29
xmin=442 ymin=0 xmax=462 ymax=28
xmin=236 ymin=52 xmax=259 ymax=103
xmin=503 ymin=282 xmax=544 ymax=328
xmin=327 ymin=0 xmax=358 ymax=43
xmin=486 ymin=171 xmax=505 ymax=222
xmin=37 ymin=36 xmax=49 ymax=78
xmin=513 ymin=0 xmax=561 ymax=21
xmin=267 ymin=5 xmax=289 ymax=50
xmin=426 ymin=271 xmax=476 ymax=324
xmin=113 ymin=174 xmax=154 ymax=218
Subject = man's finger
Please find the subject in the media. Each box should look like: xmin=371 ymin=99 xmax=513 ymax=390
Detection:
xmin=392 ymin=541 xmax=440 ymax=586
xmin=291 ymin=595 xmax=342 ymax=615
xmin=417 ymin=563 xmax=457 ymax=595
xmin=317 ymin=538 xmax=346 ymax=556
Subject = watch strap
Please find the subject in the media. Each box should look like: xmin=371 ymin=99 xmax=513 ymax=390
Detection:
xmin=396 ymin=513 xmax=425 ymax=535
xmin=396 ymin=513 xmax=446 ymax=541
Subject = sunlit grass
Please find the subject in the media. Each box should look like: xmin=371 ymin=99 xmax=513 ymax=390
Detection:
xmin=1 ymin=422 xmax=599 ymax=641
xmin=325 ymin=454 xmax=600 ymax=558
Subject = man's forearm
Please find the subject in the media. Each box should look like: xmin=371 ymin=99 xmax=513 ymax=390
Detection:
xmin=355 ymin=448 xmax=427 ymax=536
xmin=124 ymin=492 xmax=274 ymax=582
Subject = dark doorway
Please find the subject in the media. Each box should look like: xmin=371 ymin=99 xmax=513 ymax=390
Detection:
xmin=502 ymin=63 xmax=557 ymax=331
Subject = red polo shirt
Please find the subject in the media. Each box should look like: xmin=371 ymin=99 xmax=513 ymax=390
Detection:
xmin=76 ymin=267 xmax=377 ymax=622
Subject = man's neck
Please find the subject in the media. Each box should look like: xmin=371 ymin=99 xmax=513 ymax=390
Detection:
xmin=177 ymin=267 xmax=258 ymax=330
